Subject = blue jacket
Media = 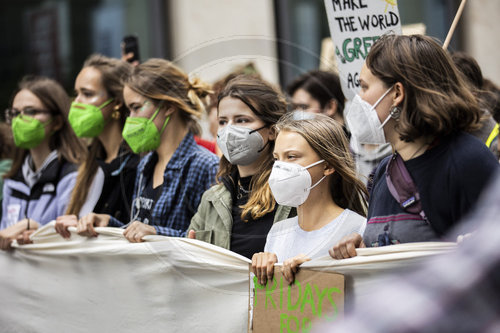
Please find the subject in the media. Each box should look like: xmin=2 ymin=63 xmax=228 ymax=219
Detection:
xmin=0 ymin=155 xmax=78 ymax=229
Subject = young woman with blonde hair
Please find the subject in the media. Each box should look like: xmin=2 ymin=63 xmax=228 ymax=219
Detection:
xmin=187 ymin=75 xmax=294 ymax=259
xmin=76 ymin=58 xmax=219 ymax=242
xmin=251 ymin=112 xmax=368 ymax=284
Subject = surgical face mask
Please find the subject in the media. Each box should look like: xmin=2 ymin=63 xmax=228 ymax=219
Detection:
xmin=68 ymin=98 xmax=113 ymax=138
xmin=268 ymin=159 xmax=326 ymax=207
xmin=345 ymin=86 xmax=393 ymax=144
xmin=122 ymin=107 xmax=170 ymax=154
xmin=216 ymin=125 xmax=266 ymax=166
xmin=12 ymin=114 xmax=52 ymax=149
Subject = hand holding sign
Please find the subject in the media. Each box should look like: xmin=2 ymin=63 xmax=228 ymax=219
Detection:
xmin=251 ymin=252 xmax=278 ymax=285
xmin=282 ymin=254 xmax=311 ymax=285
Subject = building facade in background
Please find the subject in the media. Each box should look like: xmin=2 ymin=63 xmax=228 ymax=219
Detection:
xmin=1 ymin=0 xmax=498 ymax=117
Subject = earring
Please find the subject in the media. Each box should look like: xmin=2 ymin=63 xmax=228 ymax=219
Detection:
xmin=111 ymin=110 xmax=121 ymax=120
xmin=389 ymin=106 xmax=401 ymax=120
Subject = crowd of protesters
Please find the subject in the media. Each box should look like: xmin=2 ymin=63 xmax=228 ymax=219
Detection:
xmin=0 ymin=35 xmax=499 ymax=292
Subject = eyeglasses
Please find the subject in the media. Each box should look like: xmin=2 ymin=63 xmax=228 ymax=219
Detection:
xmin=4 ymin=107 xmax=51 ymax=124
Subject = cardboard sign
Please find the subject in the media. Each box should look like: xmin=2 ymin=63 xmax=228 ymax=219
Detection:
xmin=324 ymin=0 xmax=402 ymax=99
xmin=251 ymin=269 xmax=344 ymax=333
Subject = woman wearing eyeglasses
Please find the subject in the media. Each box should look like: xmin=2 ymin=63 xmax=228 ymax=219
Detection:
xmin=0 ymin=76 xmax=86 ymax=249
xmin=330 ymin=35 xmax=499 ymax=260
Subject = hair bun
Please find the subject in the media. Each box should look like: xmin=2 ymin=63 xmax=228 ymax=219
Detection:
xmin=188 ymin=77 xmax=212 ymax=99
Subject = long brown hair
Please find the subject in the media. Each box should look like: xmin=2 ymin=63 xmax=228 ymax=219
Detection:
xmin=66 ymin=54 xmax=132 ymax=215
xmin=217 ymin=75 xmax=288 ymax=220
xmin=5 ymin=76 xmax=86 ymax=179
xmin=124 ymin=58 xmax=211 ymax=127
xmin=275 ymin=112 xmax=368 ymax=216
xmin=366 ymin=34 xmax=481 ymax=142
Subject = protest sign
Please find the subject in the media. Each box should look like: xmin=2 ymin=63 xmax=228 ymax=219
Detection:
xmin=324 ymin=0 xmax=402 ymax=99
xmin=251 ymin=269 xmax=344 ymax=333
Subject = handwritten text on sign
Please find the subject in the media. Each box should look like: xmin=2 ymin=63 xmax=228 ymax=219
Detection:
xmin=324 ymin=0 xmax=401 ymax=98
xmin=252 ymin=269 xmax=344 ymax=333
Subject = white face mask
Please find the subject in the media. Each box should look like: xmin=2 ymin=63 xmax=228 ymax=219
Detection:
xmin=268 ymin=160 xmax=326 ymax=207
xmin=345 ymin=86 xmax=394 ymax=144
xmin=216 ymin=124 xmax=266 ymax=165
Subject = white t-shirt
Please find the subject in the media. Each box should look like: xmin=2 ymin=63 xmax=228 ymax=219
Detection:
xmin=264 ymin=209 xmax=366 ymax=262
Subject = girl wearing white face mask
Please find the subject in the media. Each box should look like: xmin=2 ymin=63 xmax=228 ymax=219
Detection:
xmin=187 ymin=75 xmax=294 ymax=259
xmin=331 ymin=35 xmax=499 ymax=260
xmin=251 ymin=112 xmax=368 ymax=285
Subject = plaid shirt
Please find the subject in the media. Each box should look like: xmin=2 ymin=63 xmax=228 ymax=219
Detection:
xmin=109 ymin=133 xmax=219 ymax=237
xmin=317 ymin=171 xmax=500 ymax=333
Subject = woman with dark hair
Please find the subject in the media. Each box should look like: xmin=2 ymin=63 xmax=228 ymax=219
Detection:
xmin=187 ymin=75 xmax=294 ymax=259
xmin=0 ymin=76 xmax=86 ymax=249
xmin=331 ymin=35 xmax=499 ymax=259
xmin=76 ymin=58 xmax=218 ymax=242
xmin=287 ymin=70 xmax=346 ymax=127
xmin=251 ymin=112 xmax=367 ymax=284
xmin=54 ymin=54 xmax=139 ymax=239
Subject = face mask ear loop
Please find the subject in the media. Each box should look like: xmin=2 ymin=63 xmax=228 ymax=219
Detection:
xmin=309 ymin=175 xmax=327 ymax=191
xmin=249 ymin=125 xmax=267 ymax=134
xmin=159 ymin=115 xmax=171 ymax=135
xmin=251 ymin=125 xmax=269 ymax=153
xmin=98 ymin=98 xmax=114 ymax=110
xmin=304 ymin=159 xmax=326 ymax=169
xmin=371 ymin=85 xmax=394 ymax=111
xmin=378 ymin=113 xmax=393 ymax=129
xmin=257 ymin=139 xmax=269 ymax=153
xmin=149 ymin=105 xmax=171 ymax=135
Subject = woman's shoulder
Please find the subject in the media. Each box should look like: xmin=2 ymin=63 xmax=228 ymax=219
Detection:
xmin=448 ymin=133 xmax=498 ymax=173
xmin=343 ymin=209 xmax=367 ymax=224
xmin=200 ymin=183 xmax=228 ymax=200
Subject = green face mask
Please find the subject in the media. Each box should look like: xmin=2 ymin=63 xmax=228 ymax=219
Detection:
xmin=122 ymin=107 xmax=170 ymax=154
xmin=12 ymin=114 xmax=52 ymax=149
xmin=68 ymin=98 xmax=113 ymax=137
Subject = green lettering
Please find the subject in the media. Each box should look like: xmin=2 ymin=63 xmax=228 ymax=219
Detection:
xmin=362 ymin=36 xmax=373 ymax=58
xmin=265 ymin=277 xmax=278 ymax=309
xmin=342 ymin=38 xmax=355 ymax=62
xmin=288 ymin=314 xmax=299 ymax=333
xmin=280 ymin=313 xmax=289 ymax=333
xmin=353 ymin=37 xmax=364 ymax=60
xmin=313 ymin=285 xmax=329 ymax=317
xmin=300 ymin=283 xmax=316 ymax=316
xmin=301 ymin=317 xmax=312 ymax=333
xmin=324 ymin=287 xmax=342 ymax=321
xmin=287 ymin=280 xmax=302 ymax=311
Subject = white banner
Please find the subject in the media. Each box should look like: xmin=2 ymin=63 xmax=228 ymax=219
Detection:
xmin=324 ymin=0 xmax=402 ymax=99
xmin=0 ymin=223 xmax=455 ymax=332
